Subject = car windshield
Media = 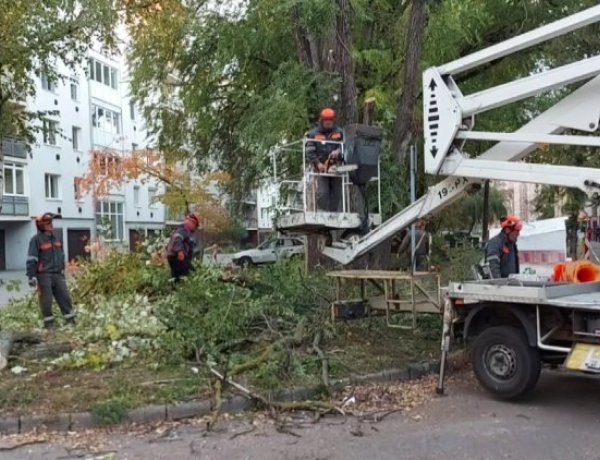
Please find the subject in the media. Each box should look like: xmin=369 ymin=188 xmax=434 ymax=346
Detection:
xmin=257 ymin=240 xmax=276 ymax=249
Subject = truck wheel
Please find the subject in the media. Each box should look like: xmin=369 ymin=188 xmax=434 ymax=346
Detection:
xmin=472 ymin=326 xmax=541 ymax=400
xmin=238 ymin=257 xmax=253 ymax=268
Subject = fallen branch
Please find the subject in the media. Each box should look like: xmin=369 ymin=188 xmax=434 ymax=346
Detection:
xmin=0 ymin=440 xmax=46 ymax=451
xmin=209 ymin=367 xmax=342 ymax=415
xmin=229 ymin=426 xmax=256 ymax=440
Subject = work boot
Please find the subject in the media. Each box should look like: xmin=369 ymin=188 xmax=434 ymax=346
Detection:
xmin=43 ymin=318 xmax=56 ymax=329
xmin=65 ymin=316 xmax=76 ymax=326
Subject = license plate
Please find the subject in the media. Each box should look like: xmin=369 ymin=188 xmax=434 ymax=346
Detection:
xmin=565 ymin=343 xmax=600 ymax=373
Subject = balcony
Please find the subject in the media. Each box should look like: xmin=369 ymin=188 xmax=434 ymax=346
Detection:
xmin=243 ymin=217 xmax=258 ymax=229
xmin=2 ymin=138 xmax=27 ymax=159
xmin=1 ymin=196 xmax=29 ymax=216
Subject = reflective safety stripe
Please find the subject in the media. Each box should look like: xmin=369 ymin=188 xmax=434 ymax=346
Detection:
xmin=487 ymin=255 xmax=501 ymax=262
xmin=172 ymin=234 xmax=183 ymax=239
xmin=27 ymin=256 xmax=38 ymax=262
xmin=43 ymin=316 xmax=55 ymax=323
xmin=63 ymin=313 xmax=76 ymax=319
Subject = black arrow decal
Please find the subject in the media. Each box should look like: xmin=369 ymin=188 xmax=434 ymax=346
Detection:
xmin=429 ymin=78 xmax=437 ymax=91
xmin=431 ymin=146 xmax=439 ymax=157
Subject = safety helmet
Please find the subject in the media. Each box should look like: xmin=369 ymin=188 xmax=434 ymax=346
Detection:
xmin=320 ymin=108 xmax=336 ymax=121
xmin=35 ymin=212 xmax=61 ymax=232
xmin=500 ymin=215 xmax=523 ymax=232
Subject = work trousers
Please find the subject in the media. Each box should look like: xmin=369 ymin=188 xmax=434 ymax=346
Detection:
xmin=168 ymin=255 xmax=194 ymax=282
xmin=37 ymin=273 xmax=75 ymax=327
xmin=316 ymin=175 xmax=342 ymax=212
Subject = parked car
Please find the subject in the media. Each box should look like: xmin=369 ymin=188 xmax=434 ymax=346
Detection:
xmin=232 ymin=237 xmax=304 ymax=266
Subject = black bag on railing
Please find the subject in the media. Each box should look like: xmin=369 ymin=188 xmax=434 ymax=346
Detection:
xmin=343 ymin=124 xmax=383 ymax=186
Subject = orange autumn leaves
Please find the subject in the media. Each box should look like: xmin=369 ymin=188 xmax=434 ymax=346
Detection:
xmin=80 ymin=147 xmax=232 ymax=233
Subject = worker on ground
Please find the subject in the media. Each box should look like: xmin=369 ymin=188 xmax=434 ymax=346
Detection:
xmin=486 ymin=215 xmax=522 ymax=278
xmin=396 ymin=218 xmax=431 ymax=271
xmin=306 ymin=108 xmax=344 ymax=212
xmin=26 ymin=213 xmax=76 ymax=328
xmin=166 ymin=213 xmax=200 ymax=282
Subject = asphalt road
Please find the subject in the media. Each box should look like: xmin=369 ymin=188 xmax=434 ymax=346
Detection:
xmin=4 ymin=370 xmax=600 ymax=460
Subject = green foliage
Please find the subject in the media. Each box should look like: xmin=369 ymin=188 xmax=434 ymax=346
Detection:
xmin=0 ymin=0 xmax=119 ymax=143
xmin=92 ymin=397 xmax=131 ymax=426
xmin=70 ymin=251 xmax=171 ymax=303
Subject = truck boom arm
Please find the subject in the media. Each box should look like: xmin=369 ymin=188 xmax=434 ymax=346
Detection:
xmin=324 ymin=5 xmax=600 ymax=265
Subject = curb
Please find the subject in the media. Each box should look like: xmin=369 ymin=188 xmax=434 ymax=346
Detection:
xmin=0 ymin=356 xmax=455 ymax=435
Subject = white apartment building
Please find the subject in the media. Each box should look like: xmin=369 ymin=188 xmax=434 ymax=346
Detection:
xmin=0 ymin=48 xmax=165 ymax=271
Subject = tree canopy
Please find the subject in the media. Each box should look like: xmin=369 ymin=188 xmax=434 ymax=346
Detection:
xmin=124 ymin=0 xmax=600 ymax=226
xmin=0 ymin=0 xmax=121 ymax=144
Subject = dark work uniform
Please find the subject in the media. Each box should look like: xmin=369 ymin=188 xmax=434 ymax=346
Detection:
xmin=485 ymin=232 xmax=519 ymax=278
xmin=26 ymin=231 xmax=75 ymax=327
xmin=306 ymin=126 xmax=344 ymax=212
xmin=166 ymin=226 xmax=195 ymax=281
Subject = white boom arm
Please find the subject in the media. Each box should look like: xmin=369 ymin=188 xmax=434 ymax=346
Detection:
xmin=324 ymin=4 xmax=600 ymax=265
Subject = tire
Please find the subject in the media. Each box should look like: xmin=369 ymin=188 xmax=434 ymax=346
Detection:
xmin=472 ymin=326 xmax=541 ymax=401
xmin=238 ymin=257 xmax=253 ymax=268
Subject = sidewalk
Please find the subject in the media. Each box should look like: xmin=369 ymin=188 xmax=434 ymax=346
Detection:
xmin=0 ymin=271 xmax=31 ymax=308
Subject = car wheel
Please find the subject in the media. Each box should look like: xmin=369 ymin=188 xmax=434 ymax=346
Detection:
xmin=238 ymin=256 xmax=253 ymax=268
xmin=472 ymin=326 xmax=541 ymax=401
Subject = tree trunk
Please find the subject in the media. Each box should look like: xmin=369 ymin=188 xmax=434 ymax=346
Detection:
xmin=335 ymin=0 xmax=358 ymax=125
xmin=392 ymin=0 xmax=427 ymax=162
xmin=0 ymin=330 xmax=13 ymax=371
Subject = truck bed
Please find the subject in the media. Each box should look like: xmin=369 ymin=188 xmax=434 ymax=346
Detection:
xmin=447 ymin=279 xmax=600 ymax=310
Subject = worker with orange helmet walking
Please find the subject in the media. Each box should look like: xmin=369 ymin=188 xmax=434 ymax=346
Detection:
xmin=485 ymin=215 xmax=523 ymax=278
xmin=166 ymin=213 xmax=200 ymax=282
xmin=306 ymin=107 xmax=344 ymax=212
xmin=26 ymin=213 xmax=76 ymax=328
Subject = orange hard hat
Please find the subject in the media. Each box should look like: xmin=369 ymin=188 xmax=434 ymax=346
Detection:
xmin=500 ymin=215 xmax=523 ymax=231
xmin=320 ymin=108 xmax=336 ymax=120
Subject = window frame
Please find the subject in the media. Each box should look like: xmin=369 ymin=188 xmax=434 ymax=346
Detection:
xmin=148 ymin=187 xmax=158 ymax=209
xmin=72 ymin=126 xmax=82 ymax=151
xmin=3 ymin=162 xmax=26 ymax=196
xmin=44 ymin=173 xmax=61 ymax=200
xmin=95 ymin=200 xmax=124 ymax=242
xmin=42 ymin=119 xmax=59 ymax=146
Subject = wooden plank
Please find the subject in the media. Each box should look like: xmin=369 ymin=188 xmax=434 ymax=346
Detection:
xmin=327 ymin=270 xmax=439 ymax=280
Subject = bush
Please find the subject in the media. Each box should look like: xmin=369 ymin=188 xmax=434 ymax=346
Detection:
xmin=70 ymin=251 xmax=171 ymax=304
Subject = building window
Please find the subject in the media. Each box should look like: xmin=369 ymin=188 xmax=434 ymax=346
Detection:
xmin=129 ymin=101 xmax=136 ymax=120
xmin=88 ymin=58 xmax=118 ymax=89
xmin=92 ymin=105 xmax=121 ymax=134
xmin=41 ymin=74 xmax=57 ymax=92
xmin=92 ymin=151 xmax=122 ymax=175
xmin=42 ymin=119 xmax=59 ymax=146
xmin=4 ymin=163 xmax=25 ymax=196
xmin=72 ymin=126 xmax=82 ymax=151
xmin=148 ymin=187 xmax=157 ymax=208
xmin=131 ymin=142 xmax=139 ymax=152
xmin=70 ymin=82 xmax=78 ymax=101
xmin=74 ymin=177 xmax=83 ymax=201
xmin=133 ymin=185 xmax=140 ymax=207
xmin=96 ymin=201 xmax=124 ymax=241
xmin=45 ymin=174 xmax=61 ymax=199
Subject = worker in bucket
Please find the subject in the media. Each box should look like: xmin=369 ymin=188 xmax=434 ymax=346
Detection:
xmin=305 ymin=108 xmax=344 ymax=212
xmin=486 ymin=215 xmax=522 ymax=278
xmin=26 ymin=213 xmax=76 ymax=328
xmin=166 ymin=213 xmax=200 ymax=282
